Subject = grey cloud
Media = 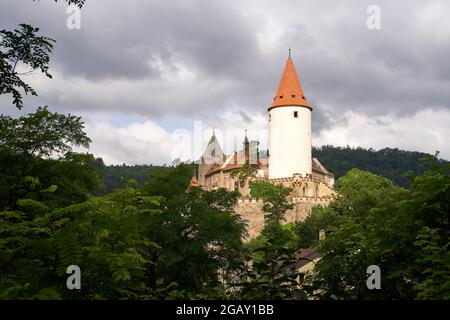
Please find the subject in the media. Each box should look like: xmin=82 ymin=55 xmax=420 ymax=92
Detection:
xmin=1 ymin=0 xmax=449 ymax=134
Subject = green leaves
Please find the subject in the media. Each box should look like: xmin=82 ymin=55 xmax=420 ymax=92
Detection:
xmin=249 ymin=181 xmax=293 ymax=224
xmin=0 ymin=24 xmax=55 ymax=109
xmin=0 ymin=108 xmax=97 ymax=210
xmin=311 ymin=157 xmax=450 ymax=300
xmin=0 ymin=107 xmax=91 ymax=157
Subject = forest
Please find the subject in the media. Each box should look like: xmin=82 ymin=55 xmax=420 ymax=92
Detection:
xmin=1 ymin=0 xmax=449 ymax=300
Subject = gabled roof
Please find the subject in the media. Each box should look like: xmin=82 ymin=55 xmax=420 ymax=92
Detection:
xmin=312 ymin=158 xmax=334 ymax=177
xmin=202 ymin=132 xmax=224 ymax=164
xmin=269 ymin=56 xmax=311 ymax=111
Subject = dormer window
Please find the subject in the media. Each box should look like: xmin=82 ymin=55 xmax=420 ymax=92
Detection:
xmin=279 ymin=95 xmax=283 ymax=99
xmin=291 ymin=94 xmax=296 ymax=98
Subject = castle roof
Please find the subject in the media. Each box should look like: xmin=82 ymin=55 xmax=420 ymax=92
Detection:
xmin=204 ymin=152 xmax=262 ymax=177
xmin=312 ymin=158 xmax=334 ymax=177
xmin=202 ymin=131 xmax=224 ymax=163
xmin=269 ymin=55 xmax=311 ymax=111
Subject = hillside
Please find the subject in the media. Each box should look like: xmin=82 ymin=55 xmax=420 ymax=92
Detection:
xmin=312 ymin=145 xmax=441 ymax=187
xmin=92 ymin=158 xmax=170 ymax=195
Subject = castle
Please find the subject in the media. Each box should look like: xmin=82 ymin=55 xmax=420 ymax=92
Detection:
xmin=194 ymin=53 xmax=335 ymax=238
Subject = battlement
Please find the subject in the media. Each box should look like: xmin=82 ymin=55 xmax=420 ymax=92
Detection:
xmin=237 ymin=198 xmax=264 ymax=204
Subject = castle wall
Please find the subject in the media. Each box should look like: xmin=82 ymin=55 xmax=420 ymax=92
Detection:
xmin=236 ymin=196 xmax=333 ymax=240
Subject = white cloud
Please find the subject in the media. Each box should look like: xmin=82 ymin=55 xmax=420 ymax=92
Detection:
xmin=80 ymin=107 xmax=269 ymax=165
xmin=84 ymin=120 xmax=173 ymax=165
xmin=314 ymin=108 xmax=450 ymax=159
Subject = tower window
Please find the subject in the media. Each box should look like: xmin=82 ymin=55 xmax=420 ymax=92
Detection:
xmin=293 ymin=111 xmax=298 ymax=118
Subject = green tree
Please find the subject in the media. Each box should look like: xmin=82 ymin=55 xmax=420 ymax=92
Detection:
xmin=0 ymin=107 xmax=98 ymax=209
xmin=0 ymin=187 xmax=162 ymax=299
xmin=0 ymin=0 xmax=86 ymax=109
xmin=295 ymin=206 xmax=338 ymax=249
xmin=141 ymin=163 xmax=193 ymax=200
xmin=313 ymin=158 xmax=450 ymax=300
xmin=249 ymin=181 xmax=293 ymax=225
xmin=0 ymin=24 xmax=55 ymax=109
xmin=143 ymin=174 xmax=246 ymax=293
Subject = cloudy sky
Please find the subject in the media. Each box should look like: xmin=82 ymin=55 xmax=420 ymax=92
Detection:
xmin=1 ymin=0 xmax=449 ymax=164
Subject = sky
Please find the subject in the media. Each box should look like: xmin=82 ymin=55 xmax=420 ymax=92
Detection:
xmin=1 ymin=0 xmax=449 ymax=164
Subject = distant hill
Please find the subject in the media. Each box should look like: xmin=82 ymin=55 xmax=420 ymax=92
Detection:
xmin=92 ymin=146 xmax=444 ymax=194
xmin=92 ymin=158 xmax=170 ymax=195
xmin=313 ymin=145 xmax=442 ymax=187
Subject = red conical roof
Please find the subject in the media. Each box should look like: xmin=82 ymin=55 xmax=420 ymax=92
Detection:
xmin=269 ymin=56 xmax=311 ymax=110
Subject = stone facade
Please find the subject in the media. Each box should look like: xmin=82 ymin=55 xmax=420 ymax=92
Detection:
xmin=236 ymin=181 xmax=334 ymax=239
xmin=196 ymin=153 xmax=335 ymax=239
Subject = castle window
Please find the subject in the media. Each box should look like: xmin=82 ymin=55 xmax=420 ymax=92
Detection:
xmin=293 ymin=111 xmax=298 ymax=118
xmin=269 ymin=114 xmax=271 ymax=121
xmin=234 ymin=180 xmax=239 ymax=191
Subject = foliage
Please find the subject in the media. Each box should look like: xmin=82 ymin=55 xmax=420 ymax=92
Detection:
xmin=92 ymin=159 xmax=169 ymax=195
xmin=0 ymin=157 xmax=249 ymax=299
xmin=0 ymin=106 xmax=90 ymax=157
xmin=312 ymin=145 xmax=447 ymax=187
xmin=146 ymin=181 xmax=246 ymax=293
xmin=249 ymin=181 xmax=293 ymax=224
xmin=295 ymin=206 xmax=338 ymax=249
xmin=0 ymin=188 xmax=162 ymax=299
xmin=229 ymin=163 xmax=257 ymax=181
xmin=141 ymin=163 xmax=194 ymax=200
xmin=0 ymin=24 xmax=55 ymax=109
xmin=0 ymin=108 xmax=97 ymax=210
xmin=313 ymin=157 xmax=450 ymax=299
xmin=230 ymin=246 xmax=308 ymax=300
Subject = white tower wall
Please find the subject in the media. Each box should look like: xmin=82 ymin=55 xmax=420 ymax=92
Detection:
xmin=268 ymin=106 xmax=312 ymax=179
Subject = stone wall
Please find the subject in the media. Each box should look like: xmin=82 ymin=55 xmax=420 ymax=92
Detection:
xmin=236 ymin=197 xmax=332 ymax=240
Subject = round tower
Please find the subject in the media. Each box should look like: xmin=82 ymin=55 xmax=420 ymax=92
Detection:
xmin=268 ymin=53 xmax=312 ymax=179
